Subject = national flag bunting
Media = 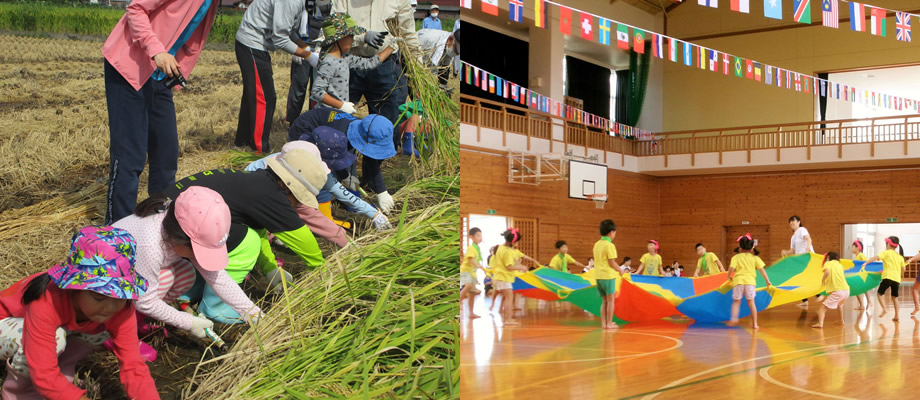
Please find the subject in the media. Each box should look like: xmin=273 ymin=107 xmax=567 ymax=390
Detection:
xmin=461 ymin=0 xmax=471 ymax=9
xmin=495 ymin=77 xmax=503 ymax=97
xmin=698 ymin=0 xmax=718 ymax=8
xmin=722 ymin=52 xmax=730 ymax=74
xmin=534 ymin=0 xmax=547 ymax=28
xmin=731 ymin=0 xmax=750 ymax=13
xmin=684 ymin=42 xmax=693 ymax=66
xmin=599 ymin=18 xmax=612 ymax=45
xmin=509 ymin=0 xmax=523 ymax=23
xmin=870 ymin=7 xmax=886 ymax=36
xmin=634 ymin=29 xmax=646 ymax=53
xmin=560 ymin=6 xmax=573 ymax=35
xmin=754 ymin=62 xmax=762 ymax=81
xmin=794 ymin=73 xmax=801 ymax=91
xmin=793 ymin=0 xmax=811 ymax=24
xmin=850 ymin=2 xmax=866 ymax=32
xmin=764 ymin=0 xmax=782 ymax=19
xmin=745 ymin=59 xmax=754 ymax=79
xmin=580 ymin=13 xmax=594 ymax=40
xmin=464 ymin=65 xmax=472 ymax=85
xmin=488 ymin=75 xmax=495 ymax=93
xmin=765 ymin=65 xmax=773 ymax=85
xmin=481 ymin=0 xmax=498 ymax=16
xmin=617 ymin=24 xmax=630 ymax=50
xmin=733 ymin=56 xmax=743 ymax=77
xmin=481 ymin=69 xmax=488 ymax=88
xmin=709 ymin=49 xmax=718 ymax=71
xmin=697 ymin=46 xmax=706 ymax=69
xmin=896 ymin=12 xmax=911 ymax=42
xmin=652 ymin=34 xmax=664 ymax=58
xmin=822 ymin=0 xmax=838 ymax=28
xmin=669 ymin=38 xmax=678 ymax=62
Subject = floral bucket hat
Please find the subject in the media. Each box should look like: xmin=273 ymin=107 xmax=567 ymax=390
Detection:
xmin=47 ymin=225 xmax=148 ymax=300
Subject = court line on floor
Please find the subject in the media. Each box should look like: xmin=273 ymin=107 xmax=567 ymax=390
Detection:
xmin=758 ymin=365 xmax=856 ymax=399
xmin=461 ymin=331 xmax=683 ymax=367
xmin=624 ymin=337 xmax=886 ymax=400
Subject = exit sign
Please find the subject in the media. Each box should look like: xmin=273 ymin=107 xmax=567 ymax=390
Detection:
xmin=887 ymin=217 xmax=898 ymax=222
xmin=486 ymin=209 xmax=497 ymax=215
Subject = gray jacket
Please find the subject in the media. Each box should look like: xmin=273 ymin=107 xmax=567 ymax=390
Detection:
xmin=236 ymin=0 xmax=304 ymax=54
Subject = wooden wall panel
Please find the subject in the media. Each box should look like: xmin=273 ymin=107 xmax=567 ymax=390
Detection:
xmin=460 ymin=150 xmax=660 ymax=267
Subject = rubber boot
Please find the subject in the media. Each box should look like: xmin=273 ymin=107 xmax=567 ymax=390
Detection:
xmin=199 ymin=284 xmax=245 ymax=324
xmin=402 ymin=132 xmax=420 ymax=157
xmin=319 ymin=201 xmax=352 ymax=229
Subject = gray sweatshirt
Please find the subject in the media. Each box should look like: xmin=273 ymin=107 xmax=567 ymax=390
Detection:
xmin=311 ymin=54 xmax=381 ymax=106
xmin=235 ymin=0 xmax=304 ymax=54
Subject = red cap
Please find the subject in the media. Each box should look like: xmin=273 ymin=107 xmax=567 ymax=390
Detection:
xmin=174 ymin=187 xmax=232 ymax=272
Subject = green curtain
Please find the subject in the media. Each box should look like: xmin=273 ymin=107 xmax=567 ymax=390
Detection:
xmin=626 ymin=41 xmax=651 ymax=126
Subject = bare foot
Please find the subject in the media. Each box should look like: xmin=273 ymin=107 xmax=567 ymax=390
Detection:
xmin=726 ymin=321 xmax=739 ymax=327
xmin=811 ymin=324 xmax=823 ymax=328
xmin=604 ymin=324 xmax=619 ymax=330
xmin=752 ymin=325 xmax=760 ymax=330
xmin=470 ymin=313 xmax=481 ymax=319
xmin=879 ymin=311 xmax=887 ymax=318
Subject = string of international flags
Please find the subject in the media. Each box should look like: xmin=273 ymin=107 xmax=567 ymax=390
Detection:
xmin=462 ymin=61 xmax=656 ymax=140
xmin=464 ymin=0 xmax=920 ymax=113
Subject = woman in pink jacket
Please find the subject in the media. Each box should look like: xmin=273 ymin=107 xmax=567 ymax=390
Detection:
xmin=102 ymin=0 xmax=220 ymax=225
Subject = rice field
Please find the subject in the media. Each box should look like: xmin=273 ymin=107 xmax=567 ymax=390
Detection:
xmin=0 ymin=32 xmax=459 ymax=399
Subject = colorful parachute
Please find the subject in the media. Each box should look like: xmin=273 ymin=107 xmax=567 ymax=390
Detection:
xmin=511 ymin=253 xmax=883 ymax=323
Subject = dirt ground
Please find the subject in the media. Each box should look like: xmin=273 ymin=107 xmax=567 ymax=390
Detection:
xmin=0 ymin=32 xmax=444 ymax=398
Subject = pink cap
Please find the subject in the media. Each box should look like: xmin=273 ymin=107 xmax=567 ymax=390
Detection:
xmin=174 ymin=187 xmax=232 ymax=272
xmin=281 ymin=141 xmax=331 ymax=175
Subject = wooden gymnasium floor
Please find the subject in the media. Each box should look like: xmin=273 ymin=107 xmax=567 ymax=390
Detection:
xmin=460 ymin=291 xmax=920 ymax=399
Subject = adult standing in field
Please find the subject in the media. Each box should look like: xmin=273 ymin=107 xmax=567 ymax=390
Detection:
xmin=421 ymin=4 xmax=442 ymax=30
xmin=235 ymin=0 xmax=317 ymax=154
xmin=332 ymin=0 xmax=420 ymax=127
xmin=102 ymin=0 xmax=220 ymax=225
xmin=780 ymin=215 xmax=818 ymax=308
xmin=285 ymin=0 xmax=331 ymax=124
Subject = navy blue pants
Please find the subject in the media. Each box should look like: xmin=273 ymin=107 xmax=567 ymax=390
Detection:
xmin=104 ymin=60 xmax=178 ymax=225
xmin=348 ymin=57 xmax=407 ymax=127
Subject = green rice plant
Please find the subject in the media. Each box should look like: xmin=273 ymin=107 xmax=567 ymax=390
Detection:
xmin=184 ymin=175 xmax=460 ymax=399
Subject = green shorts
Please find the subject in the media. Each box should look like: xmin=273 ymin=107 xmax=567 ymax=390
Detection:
xmin=597 ymin=279 xmax=616 ymax=297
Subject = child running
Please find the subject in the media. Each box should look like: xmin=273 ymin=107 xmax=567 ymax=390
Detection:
xmin=461 ymin=227 xmax=485 ymax=319
xmin=549 ymin=240 xmax=586 ymax=273
xmin=594 ymin=219 xmax=624 ymax=330
xmin=694 ymin=243 xmax=725 ymax=277
xmin=812 ymin=252 xmax=849 ymax=328
xmin=727 ymin=234 xmax=773 ymax=329
xmin=492 ymin=229 xmax=529 ymax=325
xmin=637 ymin=240 xmax=663 ymax=276
xmin=851 ymin=239 xmax=871 ymax=311
xmin=864 ymin=236 xmax=907 ymax=320
xmin=0 ymin=226 xmax=157 ymax=399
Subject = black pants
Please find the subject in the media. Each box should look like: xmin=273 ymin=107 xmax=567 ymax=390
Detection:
xmin=285 ymin=59 xmax=314 ymax=124
xmin=348 ymin=57 xmax=407 ymax=126
xmin=235 ymin=41 xmax=275 ymax=154
xmin=103 ymin=59 xmax=178 ymax=224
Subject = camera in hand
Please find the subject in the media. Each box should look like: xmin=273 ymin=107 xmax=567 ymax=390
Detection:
xmin=164 ymin=73 xmax=187 ymax=89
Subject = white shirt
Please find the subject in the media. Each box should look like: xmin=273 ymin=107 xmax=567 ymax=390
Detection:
xmin=790 ymin=226 xmax=814 ymax=255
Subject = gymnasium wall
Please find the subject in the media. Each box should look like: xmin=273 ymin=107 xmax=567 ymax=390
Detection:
xmin=462 ymin=146 xmax=920 ymax=274
xmin=460 ymin=149 xmax=661 ymax=267
xmin=661 ymin=0 xmax=920 ymax=131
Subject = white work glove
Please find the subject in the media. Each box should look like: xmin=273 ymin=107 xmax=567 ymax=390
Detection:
xmin=189 ymin=315 xmax=215 ymax=339
xmin=372 ymin=211 xmax=393 ymax=230
xmin=292 ymin=54 xmax=302 ymax=64
xmin=306 ymin=51 xmax=320 ymax=67
xmin=342 ymin=175 xmax=360 ymax=191
xmin=377 ymin=191 xmax=394 ymax=214
xmin=339 ymin=101 xmax=357 ymax=115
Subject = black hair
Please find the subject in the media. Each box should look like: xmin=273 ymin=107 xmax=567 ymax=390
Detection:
xmin=623 ymin=256 xmax=631 ymax=263
xmin=21 ymin=273 xmax=52 ymax=305
xmin=555 ymin=240 xmax=567 ymax=249
xmin=502 ymin=229 xmax=522 ymax=244
xmin=695 ymin=243 xmax=704 ymax=249
xmin=852 ymin=239 xmax=864 ymax=252
xmin=887 ymin=236 xmax=905 ymax=257
xmin=134 ymin=193 xmax=192 ymax=248
xmin=825 ymin=251 xmax=840 ymax=262
xmin=664 ymin=266 xmax=673 ymax=272
xmin=489 ymin=245 xmax=499 ymax=255
xmin=733 ymin=246 xmax=760 ymax=256
xmin=679 ymin=265 xmax=684 ymax=269
xmin=789 ymin=215 xmax=803 ymax=227
xmin=469 ymin=227 xmax=481 ymax=236
xmin=738 ymin=236 xmax=755 ymax=251
xmin=600 ymin=219 xmax=617 ymax=236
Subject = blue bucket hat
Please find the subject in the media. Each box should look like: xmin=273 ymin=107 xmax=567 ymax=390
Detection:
xmin=346 ymin=114 xmax=396 ymax=160
xmin=299 ymin=126 xmax=357 ymax=171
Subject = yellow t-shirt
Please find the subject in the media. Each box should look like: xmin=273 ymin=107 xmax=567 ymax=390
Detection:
xmin=854 ymin=252 xmax=867 ymax=262
xmin=491 ymin=245 xmax=518 ymax=283
xmin=640 ymin=253 xmax=663 ymax=276
xmin=696 ymin=252 xmax=720 ymax=276
xmin=593 ymin=238 xmax=619 ymax=280
xmin=730 ymin=252 xmax=765 ymax=286
xmin=823 ymin=260 xmax=849 ymax=293
xmin=460 ymin=244 xmax=481 ymax=274
xmin=877 ymin=249 xmax=905 ymax=283
xmin=549 ymin=253 xmax=577 ymax=272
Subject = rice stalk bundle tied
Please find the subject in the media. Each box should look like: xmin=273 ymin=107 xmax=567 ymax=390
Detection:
xmin=185 ymin=175 xmax=460 ymax=399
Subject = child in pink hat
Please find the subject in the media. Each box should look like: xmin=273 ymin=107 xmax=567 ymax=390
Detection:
xmin=113 ymin=187 xmax=262 ymax=335
xmin=0 ymin=226 xmax=158 ymax=399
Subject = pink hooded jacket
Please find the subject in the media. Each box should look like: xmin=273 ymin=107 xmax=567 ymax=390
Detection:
xmin=102 ymin=0 xmax=219 ymax=91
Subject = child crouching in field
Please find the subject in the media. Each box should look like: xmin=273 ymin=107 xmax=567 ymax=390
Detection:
xmin=0 ymin=226 xmax=158 ymax=399
xmin=727 ymin=234 xmax=772 ymax=329
xmin=813 ymin=252 xmax=849 ymax=328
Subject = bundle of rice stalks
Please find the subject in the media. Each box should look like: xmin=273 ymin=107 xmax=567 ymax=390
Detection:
xmin=386 ymin=20 xmax=459 ymax=176
xmin=185 ymin=175 xmax=460 ymax=399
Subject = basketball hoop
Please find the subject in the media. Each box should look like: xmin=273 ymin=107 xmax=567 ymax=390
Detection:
xmin=587 ymin=194 xmax=607 ymax=209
